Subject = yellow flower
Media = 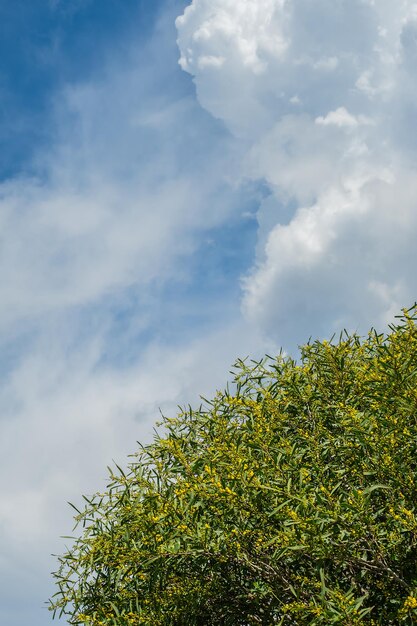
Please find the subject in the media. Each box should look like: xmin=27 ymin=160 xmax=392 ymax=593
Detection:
xmin=403 ymin=595 xmax=417 ymax=610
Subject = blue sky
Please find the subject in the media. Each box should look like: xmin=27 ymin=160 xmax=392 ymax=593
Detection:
xmin=0 ymin=0 xmax=159 ymax=178
xmin=2 ymin=1 xmax=417 ymax=624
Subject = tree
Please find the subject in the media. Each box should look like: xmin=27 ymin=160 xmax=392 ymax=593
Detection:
xmin=50 ymin=306 xmax=417 ymax=625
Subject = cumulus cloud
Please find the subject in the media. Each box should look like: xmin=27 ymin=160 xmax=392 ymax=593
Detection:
xmin=177 ymin=0 xmax=417 ymax=347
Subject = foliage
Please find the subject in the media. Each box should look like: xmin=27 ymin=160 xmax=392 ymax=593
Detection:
xmin=50 ymin=306 xmax=417 ymax=625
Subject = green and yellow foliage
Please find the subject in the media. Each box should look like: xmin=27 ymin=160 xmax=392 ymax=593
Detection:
xmin=50 ymin=306 xmax=417 ymax=625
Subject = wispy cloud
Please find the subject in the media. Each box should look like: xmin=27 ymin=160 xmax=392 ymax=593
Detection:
xmin=0 ymin=4 xmax=261 ymax=624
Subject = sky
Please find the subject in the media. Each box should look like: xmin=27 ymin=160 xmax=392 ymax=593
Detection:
xmin=1 ymin=0 xmax=417 ymax=624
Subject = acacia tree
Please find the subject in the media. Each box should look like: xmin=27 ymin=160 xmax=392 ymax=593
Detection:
xmin=50 ymin=306 xmax=417 ymax=625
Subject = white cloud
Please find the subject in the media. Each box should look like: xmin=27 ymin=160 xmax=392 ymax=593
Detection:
xmin=176 ymin=0 xmax=289 ymax=137
xmin=177 ymin=0 xmax=417 ymax=347
xmin=177 ymin=0 xmax=288 ymax=74
xmin=242 ymin=165 xmax=417 ymax=344
xmin=315 ymin=107 xmax=361 ymax=128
